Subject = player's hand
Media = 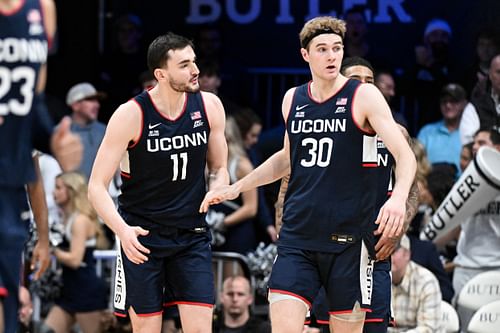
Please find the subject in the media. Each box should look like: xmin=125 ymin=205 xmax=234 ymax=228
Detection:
xmin=267 ymin=225 xmax=278 ymax=242
xmin=31 ymin=239 xmax=50 ymax=280
xmin=374 ymin=194 xmax=406 ymax=240
xmin=374 ymin=234 xmax=400 ymax=261
xmin=119 ymin=225 xmax=150 ymax=265
xmin=199 ymin=185 xmax=239 ymax=213
xmin=50 ymin=116 xmax=83 ymax=171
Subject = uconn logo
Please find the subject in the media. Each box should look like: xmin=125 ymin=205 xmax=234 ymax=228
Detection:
xmin=0 ymin=38 xmax=47 ymax=63
xmin=146 ymin=131 xmax=207 ymax=152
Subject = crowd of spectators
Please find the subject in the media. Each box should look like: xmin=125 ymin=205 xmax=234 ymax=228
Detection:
xmin=12 ymin=6 xmax=500 ymax=333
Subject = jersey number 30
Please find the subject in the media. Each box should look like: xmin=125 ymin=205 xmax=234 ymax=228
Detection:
xmin=300 ymin=137 xmax=333 ymax=167
xmin=0 ymin=66 xmax=36 ymax=116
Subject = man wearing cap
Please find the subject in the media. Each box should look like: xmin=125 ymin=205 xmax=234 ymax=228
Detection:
xmin=417 ymin=83 xmax=467 ymax=174
xmin=413 ymin=18 xmax=454 ymax=128
xmin=66 ymin=82 xmax=107 ymax=179
xmin=389 ymin=234 xmax=443 ymax=333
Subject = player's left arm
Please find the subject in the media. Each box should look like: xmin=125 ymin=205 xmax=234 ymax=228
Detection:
xmin=203 ymin=92 xmax=229 ymax=190
xmin=355 ymin=84 xmax=417 ymax=240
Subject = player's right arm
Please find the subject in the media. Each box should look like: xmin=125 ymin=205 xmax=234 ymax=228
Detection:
xmin=199 ymin=87 xmax=296 ymax=212
xmin=375 ymin=126 xmax=419 ymax=260
xmin=88 ymin=102 xmax=150 ymax=265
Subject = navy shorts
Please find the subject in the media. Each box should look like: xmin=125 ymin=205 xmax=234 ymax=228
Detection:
xmin=364 ymin=259 xmax=392 ymax=332
xmin=0 ymin=188 xmax=30 ymax=333
xmin=268 ymin=240 xmax=374 ymax=314
xmin=308 ymin=259 xmax=391 ymax=332
xmin=113 ymin=227 xmax=214 ymax=317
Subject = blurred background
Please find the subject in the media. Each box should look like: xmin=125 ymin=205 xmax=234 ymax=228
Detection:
xmin=48 ymin=0 xmax=500 ymax=135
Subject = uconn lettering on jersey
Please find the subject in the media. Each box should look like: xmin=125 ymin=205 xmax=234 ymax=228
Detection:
xmin=0 ymin=38 xmax=47 ymax=63
xmin=290 ymin=118 xmax=346 ymax=134
xmin=146 ymin=131 xmax=207 ymax=152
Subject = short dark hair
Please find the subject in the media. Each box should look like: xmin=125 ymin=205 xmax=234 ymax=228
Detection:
xmin=340 ymin=56 xmax=374 ymax=74
xmin=427 ymin=163 xmax=457 ymax=206
xmin=147 ymin=32 xmax=194 ymax=72
xmin=475 ymin=126 xmax=500 ymax=145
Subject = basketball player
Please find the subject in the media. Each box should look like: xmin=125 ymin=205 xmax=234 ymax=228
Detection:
xmin=274 ymin=56 xmax=419 ymax=333
xmin=88 ymin=32 xmax=228 ymax=333
xmin=0 ymin=1 xmax=82 ymax=331
xmin=200 ymin=16 xmax=416 ymax=333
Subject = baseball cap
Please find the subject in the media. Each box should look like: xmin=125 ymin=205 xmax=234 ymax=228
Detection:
xmin=424 ymin=19 xmax=452 ymax=38
xmin=440 ymin=83 xmax=467 ymax=102
xmin=66 ymin=82 xmax=106 ymax=106
xmin=398 ymin=234 xmax=411 ymax=251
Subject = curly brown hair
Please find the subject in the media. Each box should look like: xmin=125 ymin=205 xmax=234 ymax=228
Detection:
xmin=299 ymin=16 xmax=346 ymax=49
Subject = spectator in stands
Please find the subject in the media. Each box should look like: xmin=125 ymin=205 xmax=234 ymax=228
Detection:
xmin=208 ymin=116 xmax=258 ymax=254
xmin=18 ymin=286 xmax=33 ymax=333
xmin=100 ymin=13 xmax=147 ymax=121
xmin=233 ymin=109 xmax=277 ymax=243
xmin=417 ymin=83 xmax=467 ymax=173
xmin=462 ymin=28 xmax=500 ymax=94
xmin=138 ymin=70 xmax=156 ymax=91
xmin=459 ymin=53 xmax=500 ymax=144
xmin=343 ymin=7 xmax=370 ymax=61
xmin=44 ymin=172 xmax=108 ymax=333
xmin=459 ymin=142 xmax=474 ymax=173
xmin=412 ymin=18 xmax=454 ymax=128
xmin=196 ymin=25 xmax=223 ymax=65
xmin=213 ymin=276 xmax=271 ymax=333
xmin=452 ymin=127 xmax=500 ymax=295
xmin=409 ymin=163 xmax=457 ymax=302
xmin=195 ymin=25 xmax=243 ymax=102
xmin=389 ymin=235 xmax=444 ymax=332
xmin=407 ymin=139 xmax=432 ymax=235
xmin=375 ymin=70 xmax=408 ymax=128
xmin=38 ymin=153 xmax=63 ymax=226
xmin=66 ymin=82 xmax=107 ymax=180
xmin=198 ymin=61 xmax=243 ymax=115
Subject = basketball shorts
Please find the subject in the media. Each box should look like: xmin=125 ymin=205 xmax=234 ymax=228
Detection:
xmin=268 ymin=240 xmax=374 ymax=314
xmin=306 ymin=258 xmax=392 ymax=332
xmin=113 ymin=226 xmax=214 ymax=317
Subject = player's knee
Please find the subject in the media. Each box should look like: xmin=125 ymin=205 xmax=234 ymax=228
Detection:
xmin=331 ymin=301 xmax=366 ymax=323
xmin=268 ymin=291 xmax=309 ymax=313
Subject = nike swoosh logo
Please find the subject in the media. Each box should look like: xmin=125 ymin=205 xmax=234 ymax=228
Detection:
xmin=148 ymin=123 xmax=161 ymax=129
xmin=295 ymin=104 xmax=309 ymax=111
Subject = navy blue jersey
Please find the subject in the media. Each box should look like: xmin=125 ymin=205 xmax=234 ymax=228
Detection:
xmin=280 ymin=79 xmax=379 ymax=253
xmin=118 ymin=90 xmax=210 ymax=229
xmin=0 ymin=0 xmax=50 ymax=187
xmin=375 ymin=136 xmax=395 ymax=209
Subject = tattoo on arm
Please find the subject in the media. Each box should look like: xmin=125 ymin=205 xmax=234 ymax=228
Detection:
xmin=275 ymin=174 xmax=290 ymax=233
xmin=404 ymin=181 xmax=419 ymax=231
